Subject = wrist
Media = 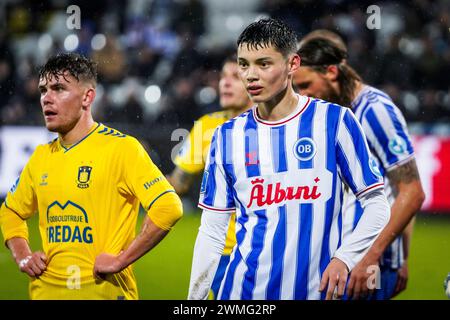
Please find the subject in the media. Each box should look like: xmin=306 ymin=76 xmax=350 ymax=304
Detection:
xmin=116 ymin=251 xmax=128 ymax=271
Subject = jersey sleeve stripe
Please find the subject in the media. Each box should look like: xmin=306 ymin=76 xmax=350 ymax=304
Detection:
xmin=355 ymin=182 xmax=384 ymax=198
xmin=198 ymin=202 xmax=235 ymax=213
xmin=147 ymin=190 xmax=176 ymax=210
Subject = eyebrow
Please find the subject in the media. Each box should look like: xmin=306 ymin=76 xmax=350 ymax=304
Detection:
xmin=38 ymin=82 xmax=67 ymax=90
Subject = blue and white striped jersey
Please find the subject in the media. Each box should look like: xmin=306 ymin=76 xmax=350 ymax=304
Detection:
xmin=198 ymin=94 xmax=384 ymax=300
xmin=343 ymin=85 xmax=415 ymax=269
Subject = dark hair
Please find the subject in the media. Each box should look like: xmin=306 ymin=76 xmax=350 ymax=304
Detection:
xmin=298 ymin=38 xmax=361 ymax=108
xmin=223 ymin=53 xmax=238 ymax=65
xmin=38 ymin=52 xmax=97 ymax=86
xmin=299 ymin=29 xmax=347 ymax=55
xmin=237 ymin=18 xmax=298 ymax=57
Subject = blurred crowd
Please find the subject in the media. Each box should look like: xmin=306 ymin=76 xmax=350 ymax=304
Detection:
xmin=0 ymin=0 xmax=449 ymax=131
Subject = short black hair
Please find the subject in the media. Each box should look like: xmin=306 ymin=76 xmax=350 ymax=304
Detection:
xmin=298 ymin=38 xmax=347 ymax=67
xmin=38 ymin=52 xmax=97 ymax=86
xmin=237 ymin=18 xmax=298 ymax=57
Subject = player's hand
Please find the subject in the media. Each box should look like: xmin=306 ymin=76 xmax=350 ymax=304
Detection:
xmin=17 ymin=251 xmax=47 ymax=278
xmin=319 ymin=258 xmax=349 ymax=300
xmin=347 ymin=257 xmax=379 ymax=300
xmin=93 ymin=252 xmax=124 ymax=279
xmin=392 ymin=260 xmax=408 ymax=297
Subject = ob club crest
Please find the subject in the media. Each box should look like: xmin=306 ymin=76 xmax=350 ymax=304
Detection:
xmin=293 ymin=137 xmax=317 ymax=161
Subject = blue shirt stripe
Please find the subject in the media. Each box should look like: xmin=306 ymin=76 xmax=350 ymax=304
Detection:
xmin=365 ymin=107 xmax=400 ymax=165
xmin=221 ymin=121 xmax=236 ymax=208
xmin=298 ymin=100 xmax=316 ymax=169
xmin=271 ymin=125 xmax=287 ymax=173
xmin=244 ymin=114 xmax=261 ymax=178
xmin=383 ymin=103 xmax=414 ymax=155
xmin=241 ymin=209 xmax=268 ymax=299
xmin=320 ymin=104 xmax=341 ymax=300
xmin=266 ymin=205 xmax=287 ymax=299
xmin=202 ymin=132 xmax=218 ymax=206
xmin=342 ymin=110 xmax=379 ymax=187
xmin=294 ymin=203 xmax=313 ymax=300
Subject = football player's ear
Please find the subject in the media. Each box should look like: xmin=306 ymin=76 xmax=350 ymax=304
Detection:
xmin=325 ymin=65 xmax=339 ymax=81
xmin=82 ymin=87 xmax=96 ymax=110
xmin=288 ymin=54 xmax=301 ymax=75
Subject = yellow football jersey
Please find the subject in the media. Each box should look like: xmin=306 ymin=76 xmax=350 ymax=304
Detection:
xmin=1 ymin=123 xmax=176 ymax=299
xmin=174 ymin=111 xmax=236 ymax=255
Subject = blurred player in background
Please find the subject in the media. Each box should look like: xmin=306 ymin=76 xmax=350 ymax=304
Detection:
xmin=0 ymin=53 xmax=183 ymax=299
xmin=294 ymin=32 xmax=425 ymax=299
xmin=188 ymin=18 xmax=390 ymax=300
xmin=167 ymin=54 xmax=253 ymax=298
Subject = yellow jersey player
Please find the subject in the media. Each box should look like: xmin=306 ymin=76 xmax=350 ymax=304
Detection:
xmin=0 ymin=53 xmax=183 ymax=300
xmin=167 ymin=55 xmax=253 ymax=299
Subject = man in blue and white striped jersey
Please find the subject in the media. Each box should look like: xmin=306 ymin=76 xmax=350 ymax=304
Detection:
xmin=293 ymin=33 xmax=425 ymax=299
xmin=188 ymin=18 xmax=390 ymax=300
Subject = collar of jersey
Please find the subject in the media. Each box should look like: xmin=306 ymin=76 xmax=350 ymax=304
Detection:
xmin=253 ymin=94 xmax=310 ymax=126
xmin=351 ymin=84 xmax=369 ymax=109
xmin=59 ymin=122 xmax=101 ymax=153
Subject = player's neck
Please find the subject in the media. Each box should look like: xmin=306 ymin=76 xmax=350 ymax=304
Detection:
xmin=59 ymin=116 xmax=96 ymax=146
xmin=351 ymin=81 xmax=365 ymax=104
xmin=226 ymin=102 xmax=254 ymax=119
xmin=257 ymin=86 xmax=298 ymax=121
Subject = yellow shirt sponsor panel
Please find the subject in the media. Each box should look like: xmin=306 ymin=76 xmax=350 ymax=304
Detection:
xmin=174 ymin=111 xmax=236 ymax=255
xmin=2 ymin=123 xmax=175 ymax=299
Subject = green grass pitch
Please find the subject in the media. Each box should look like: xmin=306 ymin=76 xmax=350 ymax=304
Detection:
xmin=0 ymin=212 xmax=448 ymax=300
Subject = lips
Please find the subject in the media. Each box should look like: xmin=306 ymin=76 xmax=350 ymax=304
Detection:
xmin=44 ymin=109 xmax=57 ymax=120
xmin=221 ymin=92 xmax=234 ymax=99
xmin=247 ymin=85 xmax=263 ymax=95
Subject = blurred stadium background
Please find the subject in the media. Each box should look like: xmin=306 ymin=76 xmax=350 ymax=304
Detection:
xmin=0 ymin=0 xmax=449 ymax=299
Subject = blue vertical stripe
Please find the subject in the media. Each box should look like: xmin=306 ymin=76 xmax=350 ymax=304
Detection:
xmin=220 ymin=208 xmax=248 ymax=300
xmin=383 ymin=103 xmax=414 ymax=155
xmin=294 ymin=203 xmax=313 ymax=300
xmin=221 ymin=121 xmax=236 ymax=208
xmin=271 ymin=125 xmax=287 ymax=173
xmin=342 ymin=110 xmax=379 ymax=187
xmin=203 ymin=131 xmax=218 ymax=206
xmin=320 ymin=104 xmax=341 ymax=300
xmin=298 ymin=100 xmax=316 ymax=169
xmin=336 ymin=142 xmax=358 ymax=192
xmin=244 ymin=114 xmax=260 ymax=178
xmin=365 ymin=108 xmax=400 ymax=165
xmin=266 ymin=205 xmax=287 ymax=299
xmin=241 ymin=209 xmax=268 ymax=299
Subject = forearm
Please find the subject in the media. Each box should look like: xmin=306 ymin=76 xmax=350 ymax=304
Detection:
xmin=120 ymin=191 xmax=183 ymax=267
xmin=334 ymin=190 xmax=390 ymax=270
xmin=117 ymin=215 xmax=169 ymax=269
xmin=188 ymin=210 xmax=229 ymax=300
xmin=364 ymin=182 xmax=423 ymax=262
xmin=167 ymin=168 xmax=195 ymax=196
xmin=402 ymin=216 xmax=415 ymax=260
xmin=6 ymin=237 xmax=32 ymax=265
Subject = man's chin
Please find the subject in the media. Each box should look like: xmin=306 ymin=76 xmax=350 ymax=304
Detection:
xmin=45 ymin=123 xmax=59 ymax=133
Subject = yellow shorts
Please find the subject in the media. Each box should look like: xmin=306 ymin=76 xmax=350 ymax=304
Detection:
xmin=29 ymin=272 xmax=138 ymax=300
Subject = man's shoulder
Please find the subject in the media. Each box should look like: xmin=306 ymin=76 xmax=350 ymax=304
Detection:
xmin=94 ymin=123 xmax=141 ymax=150
xmin=354 ymin=85 xmax=398 ymax=113
xmin=196 ymin=111 xmax=229 ymax=129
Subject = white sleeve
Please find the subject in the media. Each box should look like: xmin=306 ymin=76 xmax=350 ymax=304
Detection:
xmin=333 ymin=189 xmax=390 ymax=271
xmin=187 ymin=209 xmax=230 ymax=300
